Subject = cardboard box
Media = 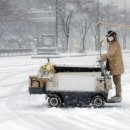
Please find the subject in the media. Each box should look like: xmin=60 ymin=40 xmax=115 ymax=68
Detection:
xmin=29 ymin=76 xmax=49 ymax=88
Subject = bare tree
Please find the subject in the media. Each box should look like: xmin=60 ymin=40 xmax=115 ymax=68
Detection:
xmin=9 ymin=4 xmax=30 ymax=48
xmin=59 ymin=7 xmax=73 ymax=51
xmin=90 ymin=24 xmax=98 ymax=50
xmin=76 ymin=13 xmax=91 ymax=52
xmin=0 ymin=1 xmax=11 ymax=48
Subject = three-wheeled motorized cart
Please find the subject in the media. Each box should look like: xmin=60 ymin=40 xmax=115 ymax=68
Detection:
xmin=29 ymin=59 xmax=115 ymax=108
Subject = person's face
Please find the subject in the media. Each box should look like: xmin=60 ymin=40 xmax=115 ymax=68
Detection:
xmin=108 ymin=36 xmax=114 ymax=42
xmin=107 ymin=34 xmax=116 ymax=43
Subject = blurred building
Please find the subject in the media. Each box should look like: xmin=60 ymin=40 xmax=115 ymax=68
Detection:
xmin=27 ymin=0 xmax=58 ymax=55
xmin=30 ymin=9 xmax=56 ymax=48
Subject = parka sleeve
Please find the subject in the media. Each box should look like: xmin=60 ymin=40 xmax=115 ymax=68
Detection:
xmin=101 ymin=43 xmax=118 ymax=61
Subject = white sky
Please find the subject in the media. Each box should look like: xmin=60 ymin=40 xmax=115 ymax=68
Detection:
xmin=100 ymin=0 xmax=130 ymax=10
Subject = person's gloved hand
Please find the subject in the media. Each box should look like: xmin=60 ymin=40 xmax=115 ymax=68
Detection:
xmin=97 ymin=57 xmax=104 ymax=64
xmin=98 ymin=59 xmax=103 ymax=63
xmin=101 ymin=54 xmax=107 ymax=61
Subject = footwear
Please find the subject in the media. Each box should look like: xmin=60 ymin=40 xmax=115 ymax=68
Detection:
xmin=111 ymin=96 xmax=122 ymax=102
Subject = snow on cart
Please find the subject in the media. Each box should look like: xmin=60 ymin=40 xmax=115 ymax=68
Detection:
xmin=29 ymin=58 xmax=113 ymax=108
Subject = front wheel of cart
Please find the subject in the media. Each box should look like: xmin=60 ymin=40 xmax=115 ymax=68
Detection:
xmin=48 ymin=95 xmax=62 ymax=107
xmin=91 ymin=95 xmax=105 ymax=108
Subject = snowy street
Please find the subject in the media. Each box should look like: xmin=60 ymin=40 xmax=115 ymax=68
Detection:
xmin=0 ymin=54 xmax=130 ymax=130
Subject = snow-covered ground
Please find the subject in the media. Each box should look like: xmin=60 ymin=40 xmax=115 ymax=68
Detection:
xmin=0 ymin=53 xmax=130 ymax=130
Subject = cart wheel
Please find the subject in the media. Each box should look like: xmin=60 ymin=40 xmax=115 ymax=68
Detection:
xmin=48 ymin=95 xmax=62 ymax=107
xmin=92 ymin=96 xmax=105 ymax=108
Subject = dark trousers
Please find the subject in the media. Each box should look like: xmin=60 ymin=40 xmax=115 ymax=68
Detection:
xmin=113 ymin=75 xmax=122 ymax=97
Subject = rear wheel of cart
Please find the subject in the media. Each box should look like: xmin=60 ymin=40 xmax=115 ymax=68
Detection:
xmin=91 ymin=95 xmax=105 ymax=108
xmin=48 ymin=95 xmax=62 ymax=107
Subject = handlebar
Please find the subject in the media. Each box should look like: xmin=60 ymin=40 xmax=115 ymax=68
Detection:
xmin=98 ymin=59 xmax=108 ymax=77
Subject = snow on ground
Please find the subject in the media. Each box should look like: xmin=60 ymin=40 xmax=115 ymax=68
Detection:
xmin=0 ymin=53 xmax=130 ymax=130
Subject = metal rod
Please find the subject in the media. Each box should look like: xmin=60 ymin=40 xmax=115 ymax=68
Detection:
xmin=97 ymin=0 xmax=100 ymax=51
xmin=55 ymin=0 xmax=58 ymax=50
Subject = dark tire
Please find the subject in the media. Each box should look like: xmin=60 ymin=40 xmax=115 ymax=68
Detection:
xmin=92 ymin=95 xmax=105 ymax=108
xmin=48 ymin=95 xmax=62 ymax=107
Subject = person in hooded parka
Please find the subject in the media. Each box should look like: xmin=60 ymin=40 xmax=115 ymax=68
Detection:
xmin=101 ymin=30 xmax=124 ymax=102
